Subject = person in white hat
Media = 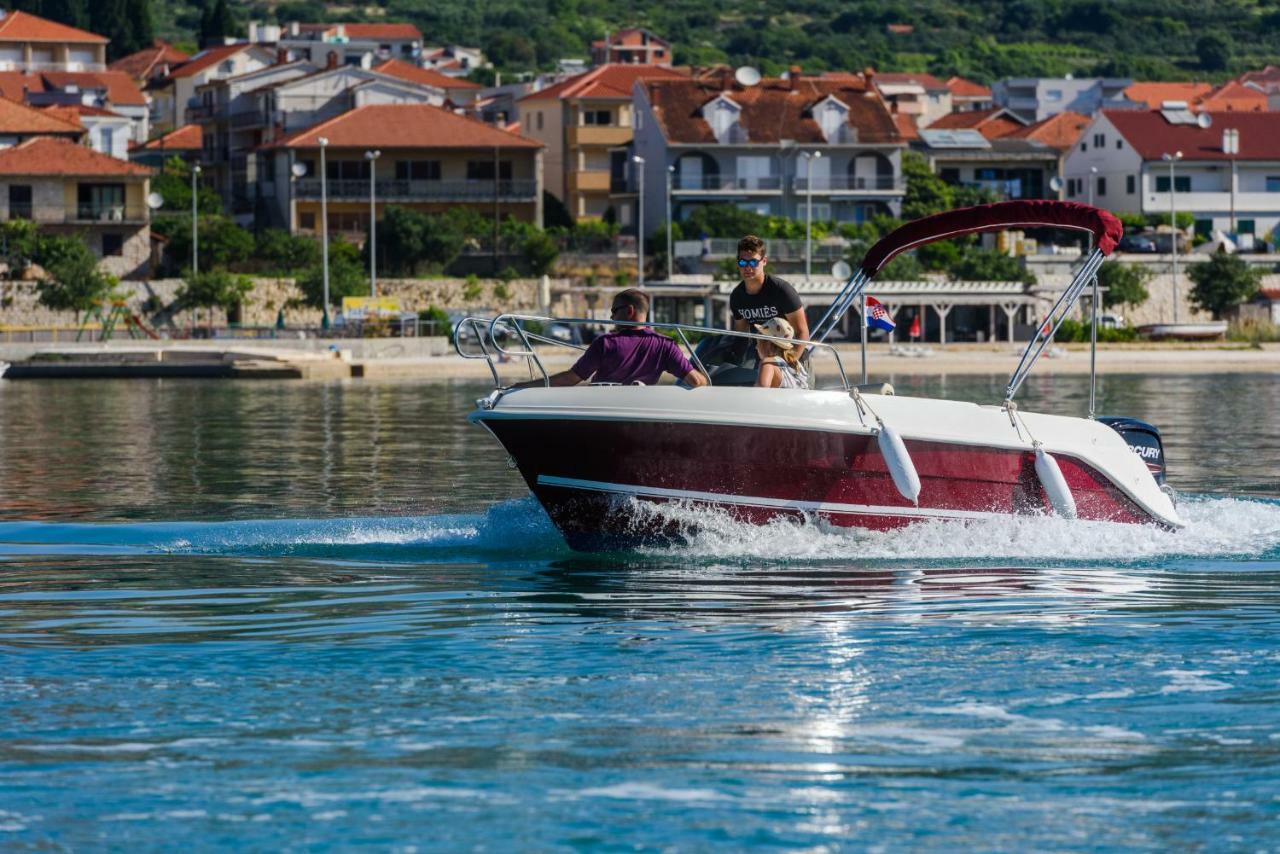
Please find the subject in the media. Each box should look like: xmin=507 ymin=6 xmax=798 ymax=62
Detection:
xmin=752 ymin=316 xmax=809 ymax=389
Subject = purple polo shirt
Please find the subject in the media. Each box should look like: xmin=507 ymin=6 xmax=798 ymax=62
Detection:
xmin=571 ymin=328 xmax=696 ymax=385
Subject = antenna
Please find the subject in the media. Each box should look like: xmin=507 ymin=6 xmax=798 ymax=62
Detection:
xmin=1197 ymin=112 xmax=1213 ymax=129
xmin=734 ymin=66 xmax=761 ymax=87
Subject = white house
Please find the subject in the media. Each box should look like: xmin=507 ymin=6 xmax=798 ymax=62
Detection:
xmin=1064 ymin=109 xmax=1280 ymax=243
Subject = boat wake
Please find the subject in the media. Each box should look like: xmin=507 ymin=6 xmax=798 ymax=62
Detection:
xmin=0 ymin=494 xmax=1276 ymax=567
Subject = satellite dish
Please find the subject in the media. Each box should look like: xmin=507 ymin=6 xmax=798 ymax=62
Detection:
xmin=831 ymin=260 xmax=853 ymax=280
xmin=1049 ymin=176 xmax=1063 ymax=193
xmin=291 ymin=163 xmax=308 ymax=178
xmin=734 ymin=66 xmax=761 ymax=87
xmin=145 ymin=191 xmax=165 ymax=210
xmin=1197 ymin=112 xmax=1213 ymax=129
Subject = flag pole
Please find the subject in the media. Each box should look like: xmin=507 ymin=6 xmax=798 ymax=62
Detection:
xmin=860 ymin=292 xmax=868 ymax=385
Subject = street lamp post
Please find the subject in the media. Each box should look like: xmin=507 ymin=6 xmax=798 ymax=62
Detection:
xmin=318 ymin=136 xmax=330 ymax=330
xmin=365 ymin=149 xmax=380 ymax=297
xmin=800 ymin=151 xmax=821 ymax=282
xmin=632 ymin=154 xmax=644 ymax=287
xmin=1162 ymin=150 xmax=1183 ymax=323
xmin=665 ymin=164 xmax=674 ymax=282
xmin=191 ymin=164 xmax=201 ymax=278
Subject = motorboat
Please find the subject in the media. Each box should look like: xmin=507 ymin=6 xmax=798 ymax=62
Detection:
xmin=458 ymin=201 xmax=1182 ymax=551
xmin=1138 ymin=321 xmax=1229 ymax=340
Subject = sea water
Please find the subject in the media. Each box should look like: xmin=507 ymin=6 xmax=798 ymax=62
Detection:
xmin=0 ymin=374 xmax=1278 ymax=849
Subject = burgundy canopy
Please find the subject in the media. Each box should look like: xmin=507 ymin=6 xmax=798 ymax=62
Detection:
xmin=859 ymin=200 xmax=1124 ymax=278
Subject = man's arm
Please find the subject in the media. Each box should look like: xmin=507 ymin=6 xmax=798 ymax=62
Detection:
xmin=508 ymin=369 xmax=582 ymax=391
xmin=731 ymin=317 xmax=749 ymax=333
xmin=682 ymin=369 xmax=709 ymax=388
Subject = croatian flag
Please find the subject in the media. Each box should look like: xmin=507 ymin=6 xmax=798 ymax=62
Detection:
xmin=865 ymin=296 xmax=896 ymax=332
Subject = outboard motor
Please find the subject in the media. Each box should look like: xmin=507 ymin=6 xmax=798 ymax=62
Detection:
xmin=1098 ymin=417 xmax=1167 ymax=485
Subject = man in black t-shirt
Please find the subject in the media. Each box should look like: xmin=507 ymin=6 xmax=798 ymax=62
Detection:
xmin=729 ymin=234 xmax=809 ymax=342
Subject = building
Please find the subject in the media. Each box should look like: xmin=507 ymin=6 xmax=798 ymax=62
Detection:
xmin=628 ymin=72 xmax=906 ymax=236
xmin=0 ymin=136 xmax=153 ymax=277
xmin=871 ymin=72 xmax=953 ymax=128
xmin=590 ymin=29 xmax=672 ymax=66
xmin=248 ymin=20 xmax=423 ymax=67
xmin=993 ymin=77 xmax=1134 ymax=122
xmin=1123 ymin=82 xmax=1214 ymax=111
xmin=420 ymin=46 xmax=486 ymax=77
xmin=519 ymin=63 xmax=687 ymax=220
xmin=41 ymin=104 xmax=134 ymax=158
xmin=0 ymin=96 xmax=83 ymax=147
xmin=1196 ymin=81 xmax=1267 ymax=113
xmin=109 ymin=39 xmax=190 ymax=85
xmin=263 ymin=103 xmax=543 ymax=242
xmin=926 ymin=107 xmax=1027 ymax=140
xmin=129 ymin=124 xmax=202 ymax=168
xmin=191 ymin=58 xmax=447 ymax=224
xmin=916 ymin=128 xmax=1060 ymax=201
xmin=373 ymin=58 xmax=480 ymax=106
xmin=0 ymin=9 xmax=106 ymax=72
xmin=1064 ymin=109 xmax=1280 ymax=242
xmin=947 ymin=77 xmax=993 ymax=112
xmin=146 ymin=43 xmax=276 ymax=133
xmin=0 ymin=69 xmax=149 ymax=145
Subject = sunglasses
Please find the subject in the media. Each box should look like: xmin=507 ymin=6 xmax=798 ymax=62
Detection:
xmin=737 ymin=258 xmax=763 ymax=268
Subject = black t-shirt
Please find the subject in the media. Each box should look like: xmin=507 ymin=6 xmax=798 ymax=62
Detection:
xmin=729 ymin=274 xmax=803 ymax=326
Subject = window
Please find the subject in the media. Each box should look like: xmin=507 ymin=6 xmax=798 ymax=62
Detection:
xmin=1155 ymin=175 xmax=1191 ymax=192
xmin=1116 ymin=139 xmax=1123 ymax=149
xmin=1238 ymin=219 xmax=1255 ymax=234
xmin=1096 ymin=176 xmax=1106 ymax=196
xmin=537 ymin=111 xmax=544 ymax=131
xmin=8 ymin=184 xmax=31 ymax=219
xmin=467 ymin=160 xmax=513 ymax=180
xmin=1126 ymin=174 xmax=1135 ymax=194
xmin=102 ymin=233 xmax=123 ymax=257
xmin=297 ymin=159 xmax=315 ymax=177
xmin=395 ymin=160 xmax=441 ymax=180
xmin=77 ymin=183 xmax=124 ymax=220
xmin=583 ymin=109 xmax=611 ymax=125
xmin=940 ymin=167 xmax=960 ymax=184
xmin=1266 ymin=176 xmax=1280 ymax=192
xmin=98 ymin=126 xmax=114 ymax=153
xmin=1045 ymin=89 xmax=1063 ymax=101
xmin=1093 ymin=133 xmax=1105 ymax=147
xmin=1080 ymin=142 xmax=1087 ymax=152
xmin=300 ymin=211 xmax=316 ymax=230
xmin=326 ymin=160 xmax=370 ymax=181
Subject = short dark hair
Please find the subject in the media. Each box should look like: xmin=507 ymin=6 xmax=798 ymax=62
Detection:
xmin=738 ymin=235 xmax=766 ymax=256
xmin=612 ymin=287 xmax=649 ymax=318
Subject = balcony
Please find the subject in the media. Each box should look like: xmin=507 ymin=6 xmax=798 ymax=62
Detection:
xmin=186 ymin=103 xmax=217 ymax=122
xmin=567 ymin=126 xmax=632 ymax=147
xmin=294 ymin=178 xmax=538 ymax=202
xmin=793 ymin=175 xmax=906 ymax=193
xmin=671 ymin=174 xmax=783 ymax=194
xmin=231 ymin=110 xmax=266 ymax=129
xmin=6 ymin=206 xmax=148 ymax=224
xmin=569 ymin=170 xmax=611 ymax=193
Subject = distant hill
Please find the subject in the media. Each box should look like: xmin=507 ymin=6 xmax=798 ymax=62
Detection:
xmin=153 ymin=0 xmax=1280 ymax=83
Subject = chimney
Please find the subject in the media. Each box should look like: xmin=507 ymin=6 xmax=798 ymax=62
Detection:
xmin=289 ymin=21 xmax=300 ymax=37
xmin=788 ymin=65 xmax=802 ymax=90
xmin=864 ymin=66 xmax=876 ymax=86
xmin=721 ymin=67 xmax=734 ymax=90
xmin=326 ymin=51 xmax=338 ymax=70
xmin=276 ymin=48 xmax=288 ymax=65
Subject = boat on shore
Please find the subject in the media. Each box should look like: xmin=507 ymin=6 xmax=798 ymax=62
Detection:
xmin=1138 ymin=321 xmax=1229 ymax=340
xmin=461 ymin=201 xmax=1182 ymax=551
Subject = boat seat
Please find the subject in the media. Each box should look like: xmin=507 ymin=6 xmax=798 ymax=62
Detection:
xmin=855 ymin=382 xmax=894 ymax=395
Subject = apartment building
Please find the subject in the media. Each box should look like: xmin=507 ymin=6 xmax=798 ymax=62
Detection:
xmin=109 ymin=39 xmax=190 ymax=85
xmin=1065 ymin=109 xmax=1280 ymax=243
xmin=147 ymin=43 xmax=276 ymax=133
xmin=0 ymin=9 xmax=105 ymax=72
xmin=0 ymin=136 xmax=153 ymax=277
xmin=264 ymin=103 xmax=543 ymax=240
xmin=248 ymin=21 xmax=423 ymax=67
xmin=590 ymin=29 xmax=672 ymax=66
xmin=627 ymin=72 xmax=905 ymax=235
xmin=993 ymin=77 xmax=1135 ymax=122
xmin=872 ymin=72 xmax=953 ymax=128
xmin=519 ymin=63 xmax=687 ymax=219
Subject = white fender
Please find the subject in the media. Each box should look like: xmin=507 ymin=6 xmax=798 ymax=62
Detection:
xmin=1035 ymin=446 xmax=1077 ymax=519
xmin=877 ymin=424 xmax=921 ymax=506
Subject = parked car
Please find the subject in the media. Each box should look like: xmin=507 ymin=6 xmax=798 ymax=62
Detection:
xmin=1118 ymin=234 xmax=1158 ymax=253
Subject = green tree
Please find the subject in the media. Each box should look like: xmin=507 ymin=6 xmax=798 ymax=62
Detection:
xmin=1096 ymin=261 xmax=1151 ymax=310
xmin=152 ymin=157 xmax=222 ymax=215
xmin=1196 ymin=31 xmax=1231 ymax=72
xmin=178 ymin=269 xmax=253 ymax=312
xmin=296 ymin=238 xmax=366 ymax=310
xmin=949 ymin=248 xmax=1032 ymax=283
xmin=34 ymin=235 xmax=113 ymax=320
xmin=1187 ymin=252 xmax=1263 ymax=318
xmin=157 ymin=215 xmax=253 ymax=275
xmin=0 ymin=219 xmax=41 ymax=279
xmin=255 ymin=229 xmax=319 ymax=274
xmin=521 ymin=230 xmax=559 ymax=275
xmin=199 ymin=0 xmax=236 ymax=47
xmin=542 ymin=190 xmax=573 ymax=230
xmin=371 ymin=206 xmax=428 ymax=275
xmin=901 ymin=151 xmax=952 ymax=220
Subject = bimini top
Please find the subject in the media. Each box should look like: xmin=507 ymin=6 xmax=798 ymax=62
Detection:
xmin=859 ymin=200 xmax=1124 ymax=278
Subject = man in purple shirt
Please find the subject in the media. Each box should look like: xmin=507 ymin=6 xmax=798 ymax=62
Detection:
xmin=511 ymin=289 xmax=708 ymax=389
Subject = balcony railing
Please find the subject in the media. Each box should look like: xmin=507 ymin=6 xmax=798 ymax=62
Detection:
xmin=294 ymin=178 xmax=538 ymax=201
xmin=671 ymin=174 xmax=783 ymax=192
xmin=793 ymin=175 xmax=905 ymax=192
xmin=231 ymin=110 xmax=266 ymax=129
xmin=0 ymin=60 xmax=105 ymax=73
xmin=186 ymin=104 xmax=216 ymax=122
xmin=6 ymin=206 xmax=148 ymax=224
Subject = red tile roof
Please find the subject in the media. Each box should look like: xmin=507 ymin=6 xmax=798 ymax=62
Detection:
xmin=873 ymin=72 xmax=949 ymax=92
xmin=42 ymin=103 xmax=126 ymax=122
xmin=132 ymin=124 xmax=202 ymax=152
xmin=0 ymin=70 xmax=145 ymax=106
xmin=1002 ymin=110 xmax=1089 ymax=151
xmin=373 ymin=58 xmax=479 ymax=90
xmin=946 ymin=76 xmax=991 ymax=98
xmin=0 ymin=96 xmax=82 ymax=134
xmin=166 ymin=43 xmax=257 ymax=80
xmin=0 ymin=136 xmax=151 ymax=176
xmin=1256 ymin=288 xmax=1280 ymax=301
xmin=271 ymin=103 xmax=542 ymax=149
xmin=109 ymin=40 xmax=190 ymax=82
xmin=522 ymin=63 xmax=687 ymax=102
xmin=1236 ymin=66 xmax=1280 ymax=87
xmin=296 ymin=23 xmax=422 ymax=41
xmin=927 ymin=107 xmax=1025 ymax=139
xmin=1104 ymin=110 xmax=1280 ymax=161
xmin=0 ymin=10 xmax=106 ymax=44
xmin=1197 ymin=80 xmax=1267 ymax=112
xmin=644 ymin=76 xmax=902 ymax=145
xmin=894 ymin=112 xmax=920 ymax=141
xmin=1123 ymin=82 xmax=1214 ymax=110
